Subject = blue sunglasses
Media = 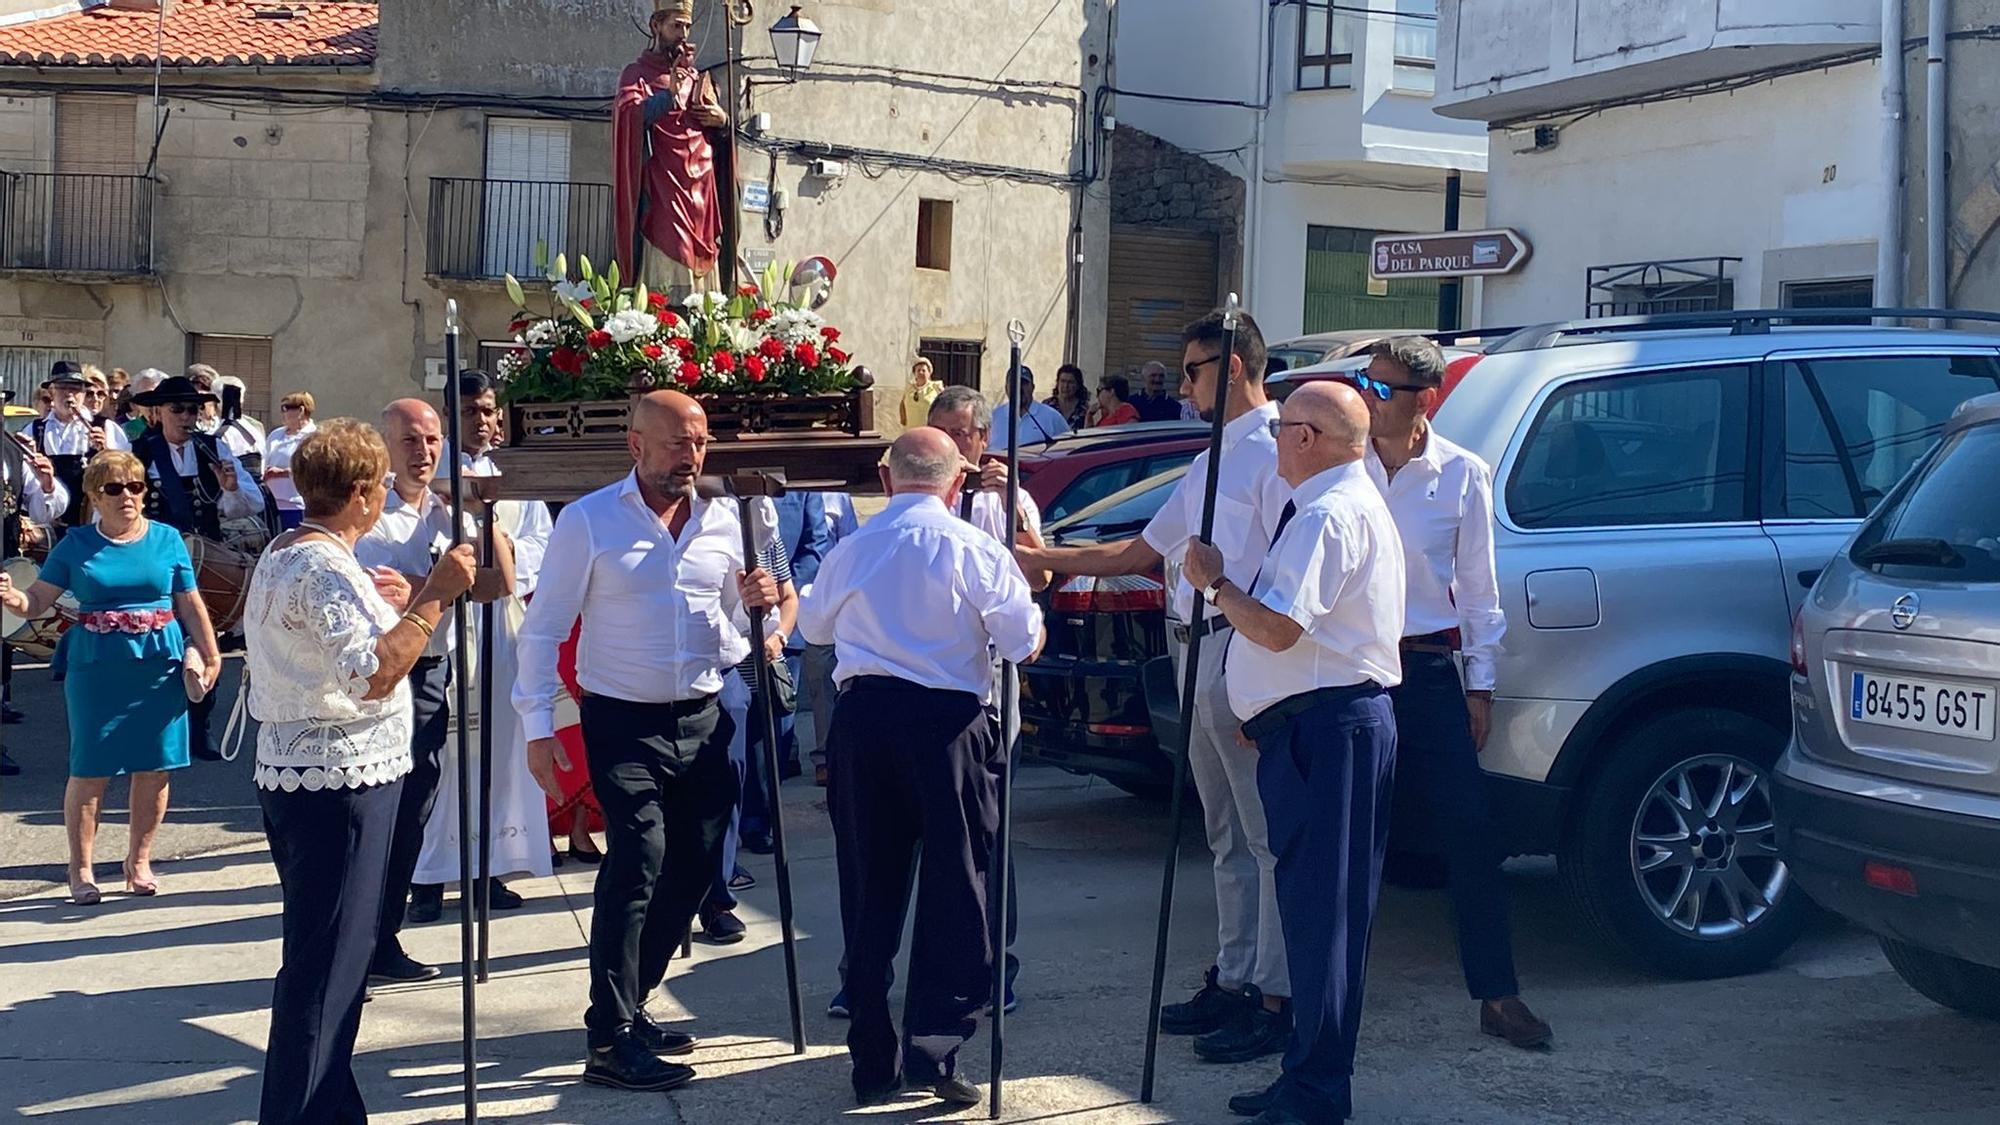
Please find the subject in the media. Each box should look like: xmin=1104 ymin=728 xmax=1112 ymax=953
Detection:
xmin=1348 ymin=371 xmax=1429 ymax=400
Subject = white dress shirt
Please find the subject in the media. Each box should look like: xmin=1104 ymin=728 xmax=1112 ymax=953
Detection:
xmin=4 ymin=446 xmax=67 ymax=524
xmin=799 ymin=492 xmax=1043 ymax=699
xmin=1365 ymin=430 xmax=1507 ymax=692
xmin=1142 ymin=401 xmax=1291 ymax=623
xmin=217 ymin=416 xmax=265 ymax=461
xmin=987 ymin=400 xmax=1070 ymax=453
xmin=823 ymin=491 xmax=859 ymax=543
xmin=354 ymin=481 xmax=477 ymax=658
xmin=963 ymin=486 xmax=1042 ymax=545
xmin=35 ymin=412 xmax=129 ymax=454
xmin=1226 ymin=461 xmax=1406 ymax=721
xmin=144 ymin=437 xmax=266 ymax=521
xmin=513 ymin=472 xmax=755 ymax=743
xmin=263 ymin=421 xmax=317 ymax=512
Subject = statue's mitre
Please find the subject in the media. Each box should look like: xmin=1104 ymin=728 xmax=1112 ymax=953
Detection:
xmin=654 ymin=0 xmax=695 ymax=16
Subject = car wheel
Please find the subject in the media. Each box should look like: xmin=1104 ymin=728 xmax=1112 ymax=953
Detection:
xmin=1559 ymin=706 xmax=1807 ymax=979
xmin=1880 ymin=938 xmax=2000 ymax=1019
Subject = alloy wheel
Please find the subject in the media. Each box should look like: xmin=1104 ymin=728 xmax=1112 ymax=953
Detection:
xmin=1629 ymin=753 xmax=1790 ymax=940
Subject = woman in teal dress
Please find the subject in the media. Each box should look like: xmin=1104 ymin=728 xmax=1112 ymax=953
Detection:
xmin=0 ymin=450 xmax=221 ymax=905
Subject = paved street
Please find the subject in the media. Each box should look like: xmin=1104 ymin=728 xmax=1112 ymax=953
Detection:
xmin=2 ymin=661 xmax=1995 ymax=1124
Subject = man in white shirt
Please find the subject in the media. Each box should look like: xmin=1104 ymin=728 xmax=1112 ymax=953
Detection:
xmin=1359 ymin=337 xmax=1552 ymax=1050
xmin=206 ymin=372 xmax=269 ymax=472
xmin=356 ymin=399 xmax=516 ymax=985
xmin=1183 ymin=381 xmax=1404 ymax=1125
xmin=799 ymin=427 xmax=1043 ymax=1108
xmin=986 ymin=364 xmax=1069 ymax=453
xmin=1014 ymin=307 xmax=1297 ymax=1063
xmin=2 ymin=398 xmax=68 ymax=745
xmin=32 ymin=362 xmax=130 ymax=530
xmin=516 ymin=390 xmax=780 ymax=1094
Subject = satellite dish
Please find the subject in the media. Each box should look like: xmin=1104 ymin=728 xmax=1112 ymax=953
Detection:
xmin=789 ymin=255 xmax=838 ymax=309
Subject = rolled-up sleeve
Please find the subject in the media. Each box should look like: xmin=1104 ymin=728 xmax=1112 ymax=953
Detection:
xmin=217 ymin=448 xmax=265 ymax=520
xmin=25 ymin=473 xmax=65 ymax=526
xmin=797 ymin=540 xmax=848 ymax=647
xmin=514 ymin=502 xmax=592 ymax=742
xmin=976 ymin=545 xmax=1043 ymax=665
xmin=1455 ymin=462 xmax=1506 ymax=692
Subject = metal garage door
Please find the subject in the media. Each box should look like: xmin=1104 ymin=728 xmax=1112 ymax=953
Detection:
xmin=1106 ymin=226 xmax=1219 ymax=380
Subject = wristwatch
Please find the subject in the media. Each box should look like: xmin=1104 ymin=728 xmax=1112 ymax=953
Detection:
xmin=1202 ymin=578 xmax=1226 ymax=605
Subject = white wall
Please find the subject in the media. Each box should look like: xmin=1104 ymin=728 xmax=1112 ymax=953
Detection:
xmin=1478 ymin=63 xmax=1883 ymax=325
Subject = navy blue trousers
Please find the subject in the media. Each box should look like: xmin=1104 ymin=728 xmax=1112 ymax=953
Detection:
xmin=1256 ymin=685 xmax=1396 ymax=1125
xmin=378 ymin=656 xmax=449 ymax=954
xmin=1388 ymin=652 xmax=1520 ymax=1001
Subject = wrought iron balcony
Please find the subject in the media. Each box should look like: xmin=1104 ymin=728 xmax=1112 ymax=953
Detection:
xmin=427 ymin=177 xmax=615 ymax=282
xmin=0 ymin=171 xmax=154 ymax=275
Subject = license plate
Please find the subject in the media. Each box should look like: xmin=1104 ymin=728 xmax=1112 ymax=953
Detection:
xmin=1849 ymin=671 xmax=1997 ymax=741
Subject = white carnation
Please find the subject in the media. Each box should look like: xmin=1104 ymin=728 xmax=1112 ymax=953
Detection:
xmin=604 ymin=310 xmax=660 ymax=344
xmin=524 ymin=319 xmax=559 ymax=347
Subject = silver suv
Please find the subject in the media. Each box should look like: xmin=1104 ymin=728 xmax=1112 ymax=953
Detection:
xmin=1277 ymin=311 xmax=2000 ymax=978
xmin=1777 ymin=393 xmax=2000 ymax=1017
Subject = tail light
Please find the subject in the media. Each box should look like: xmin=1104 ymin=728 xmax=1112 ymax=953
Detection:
xmin=1790 ymin=608 xmax=1808 ymax=678
xmin=1434 ymin=353 xmax=1480 ymax=417
xmin=1049 ymin=573 xmax=1166 ymax=614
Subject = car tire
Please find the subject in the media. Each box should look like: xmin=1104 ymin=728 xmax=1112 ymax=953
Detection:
xmin=1559 ymin=706 xmax=1807 ymax=979
xmin=1880 ymin=938 xmax=2000 ymax=1019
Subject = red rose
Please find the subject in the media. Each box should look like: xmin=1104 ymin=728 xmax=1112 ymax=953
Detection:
xmin=585 ymin=330 xmax=613 ymax=350
xmin=677 ymin=360 xmax=702 ymax=386
xmin=551 ymin=348 xmax=584 ymax=375
xmin=819 ymin=326 xmax=840 ymax=342
xmin=648 ymin=292 xmax=669 ymax=311
xmin=751 ymin=307 xmax=774 ymax=323
xmin=738 ymin=284 xmax=760 ymax=297
xmin=661 ymin=310 xmax=679 ymax=327
xmin=744 ymin=354 xmax=767 ymax=382
xmin=508 ymin=315 xmax=532 ymax=334
xmin=759 ymin=336 xmax=786 ymax=360
xmin=711 ymin=350 xmax=737 ymax=373
xmin=827 ymin=345 xmax=850 ymax=364
xmin=672 ymin=336 xmax=699 ymax=356
xmin=793 ymin=342 xmax=820 ymax=367
xmin=642 ymin=344 xmax=665 ymax=360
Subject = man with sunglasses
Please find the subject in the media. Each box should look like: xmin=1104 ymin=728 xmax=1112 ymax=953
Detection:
xmin=29 ymin=362 xmax=129 ymax=533
xmin=1016 ymin=307 xmax=1298 ymax=1065
xmin=1358 ymin=337 xmax=1553 ymax=1051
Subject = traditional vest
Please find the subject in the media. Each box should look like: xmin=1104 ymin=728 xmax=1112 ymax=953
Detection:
xmin=133 ymin=430 xmax=225 ymax=540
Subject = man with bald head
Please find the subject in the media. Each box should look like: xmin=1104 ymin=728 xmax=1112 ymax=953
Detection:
xmin=355 ymin=397 xmax=516 ymax=984
xmin=799 ymin=428 xmax=1044 ymax=1108
xmin=515 ymin=390 xmax=782 ymax=1093
xmin=1184 ymin=380 xmax=1406 ymax=1125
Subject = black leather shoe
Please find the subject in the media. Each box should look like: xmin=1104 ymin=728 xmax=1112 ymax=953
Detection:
xmin=1160 ymin=965 xmax=1248 ymax=1036
xmin=368 ymin=948 xmax=441 ymax=984
xmin=190 ymin=741 xmax=223 ymax=762
xmin=406 ymin=884 xmax=443 ymax=925
xmin=633 ymin=1008 xmax=697 ymax=1057
xmin=698 ymin=906 xmax=746 ymax=944
xmin=480 ymin=878 xmax=525 ymax=911
xmin=583 ymin=1034 xmax=694 ymax=1092
xmin=1195 ymin=987 xmax=1291 ymax=1064
xmin=1229 ymin=1080 xmax=1285 ymax=1117
xmin=929 ymin=1075 xmax=981 ymax=1106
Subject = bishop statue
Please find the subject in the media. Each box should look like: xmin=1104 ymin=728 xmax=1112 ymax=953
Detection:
xmin=614 ymin=0 xmax=729 ymax=298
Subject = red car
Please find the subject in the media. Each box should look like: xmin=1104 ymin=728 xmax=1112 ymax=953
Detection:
xmin=1013 ymin=420 xmax=1209 ymax=524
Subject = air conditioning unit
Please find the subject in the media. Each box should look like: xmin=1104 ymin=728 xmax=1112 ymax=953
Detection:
xmin=807 ymin=158 xmax=846 ymax=180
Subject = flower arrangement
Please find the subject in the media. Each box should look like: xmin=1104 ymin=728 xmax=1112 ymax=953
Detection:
xmin=497 ymin=254 xmax=857 ymax=404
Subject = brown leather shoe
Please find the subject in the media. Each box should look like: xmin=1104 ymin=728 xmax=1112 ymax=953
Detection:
xmin=1480 ymin=997 xmax=1552 ymax=1049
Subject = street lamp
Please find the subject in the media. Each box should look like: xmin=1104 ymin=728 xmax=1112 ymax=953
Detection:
xmin=768 ymin=5 xmax=821 ymax=72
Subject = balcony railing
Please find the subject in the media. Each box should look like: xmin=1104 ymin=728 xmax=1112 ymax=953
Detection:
xmin=0 ymin=171 xmax=154 ymax=274
xmin=427 ymin=177 xmax=615 ymax=282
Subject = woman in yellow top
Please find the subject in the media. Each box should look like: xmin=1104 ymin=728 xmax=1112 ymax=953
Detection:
xmin=899 ymin=357 xmax=942 ymax=427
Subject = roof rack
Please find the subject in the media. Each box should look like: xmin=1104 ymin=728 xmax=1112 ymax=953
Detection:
xmin=1487 ymin=307 xmax=2000 ymax=354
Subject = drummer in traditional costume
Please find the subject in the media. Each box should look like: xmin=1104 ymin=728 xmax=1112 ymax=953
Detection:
xmin=2 ymin=391 xmax=68 ymax=761
xmin=31 ymin=361 xmax=130 ymax=533
xmin=409 ymin=370 xmax=555 ymax=920
xmin=613 ymin=0 xmax=729 ymax=298
xmin=0 ymin=450 xmax=221 ymax=904
xmin=127 ymin=375 xmax=266 ymax=762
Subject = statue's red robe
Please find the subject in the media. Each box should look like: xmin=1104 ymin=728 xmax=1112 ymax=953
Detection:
xmin=612 ymin=47 xmax=721 ymax=280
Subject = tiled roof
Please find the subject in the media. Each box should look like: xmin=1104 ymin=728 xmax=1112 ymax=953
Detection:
xmin=0 ymin=1 xmax=376 ymax=69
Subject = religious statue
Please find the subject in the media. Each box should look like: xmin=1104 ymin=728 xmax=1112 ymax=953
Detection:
xmin=613 ymin=0 xmax=730 ymax=298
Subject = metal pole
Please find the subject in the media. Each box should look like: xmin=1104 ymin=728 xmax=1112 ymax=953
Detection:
xmin=1926 ymin=0 xmax=1950 ymax=322
xmin=443 ymin=300 xmax=479 ymax=1123
xmin=1139 ymin=293 xmax=1240 ymax=1104
xmin=1438 ymin=170 xmax=1462 ymax=334
xmin=1879 ymin=0 xmax=1908 ymax=316
xmin=733 ymin=486 xmax=807 ymax=1056
xmin=718 ymin=0 xmax=743 ymax=291
xmin=989 ymin=318 xmax=1027 ymax=1119
xmin=476 ymin=496 xmax=496 ymax=983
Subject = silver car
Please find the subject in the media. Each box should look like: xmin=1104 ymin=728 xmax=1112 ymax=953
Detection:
xmin=1776 ymin=392 xmax=2000 ymax=1017
xmin=1275 ymin=313 xmax=2000 ymax=978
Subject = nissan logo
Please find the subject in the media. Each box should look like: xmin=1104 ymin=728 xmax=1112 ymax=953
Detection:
xmin=1891 ymin=593 xmax=1920 ymax=630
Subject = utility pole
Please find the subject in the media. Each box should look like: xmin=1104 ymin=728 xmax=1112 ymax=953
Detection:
xmin=1437 ymin=170 xmax=1462 ymax=333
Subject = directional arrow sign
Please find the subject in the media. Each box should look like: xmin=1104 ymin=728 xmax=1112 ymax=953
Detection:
xmin=1370 ymin=228 xmax=1531 ymax=279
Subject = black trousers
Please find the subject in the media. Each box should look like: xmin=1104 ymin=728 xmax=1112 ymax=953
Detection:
xmin=258 ymin=777 xmax=403 ymax=1125
xmin=378 ymin=656 xmax=450 ymax=953
xmin=828 ymin=676 xmax=1000 ymax=1092
xmin=189 ymin=689 xmax=216 ymax=755
xmin=1388 ymin=652 xmax=1520 ymax=1000
xmin=580 ymin=691 xmax=736 ymax=1045
xmin=1256 ymin=685 xmax=1396 ymax=1125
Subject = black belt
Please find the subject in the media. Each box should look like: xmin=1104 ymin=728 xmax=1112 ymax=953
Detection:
xmin=1400 ymin=628 xmax=1461 ymax=656
xmin=1169 ymin=617 xmax=1233 ymax=645
xmin=1240 ymin=681 xmax=1385 ymax=742
xmin=579 ymin=690 xmax=718 ymax=718
xmin=839 ymin=674 xmax=983 ymax=702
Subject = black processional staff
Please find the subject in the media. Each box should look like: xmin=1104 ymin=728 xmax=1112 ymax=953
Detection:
xmin=442 ymin=300 xmax=481 ymax=1123
xmin=475 ymin=482 xmax=497 ymax=984
xmin=716 ymin=469 xmax=808 ymax=1056
xmin=989 ymin=317 xmax=1028 ymax=1119
xmin=1139 ymin=293 xmax=1242 ymax=1104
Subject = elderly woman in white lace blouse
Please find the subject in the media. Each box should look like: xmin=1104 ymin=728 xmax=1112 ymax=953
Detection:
xmin=241 ymin=418 xmax=476 ymax=1125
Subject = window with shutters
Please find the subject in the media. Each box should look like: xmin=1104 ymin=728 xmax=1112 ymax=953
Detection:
xmin=919 ymin=338 xmax=984 ymax=389
xmin=190 ymin=335 xmax=275 ymax=422
xmin=916 ymin=199 xmax=953 ymax=270
xmin=483 ymin=119 xmax=572 ymax=279
xmin=50 ymin=94 xmax=144 ymax=272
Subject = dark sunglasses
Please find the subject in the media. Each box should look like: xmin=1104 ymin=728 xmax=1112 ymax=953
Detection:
xmin=1267 ymin=418 xmax=1322 ymax=438
xmin=1183 ymin=354 xmax=1224 ymax=380
xmin=162 ymin=403 xmax=200 ymax=415
xmin=97 ymin=481 xmax=148 ymax=497
xmin=1348 ymin=372 xmax=1430 ymax=400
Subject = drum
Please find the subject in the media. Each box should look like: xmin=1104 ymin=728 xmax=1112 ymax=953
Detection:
xmin=185 ymin=535 xmax=258 ymax=634
xmin=1 ymin=556 xmax=79 ymax=663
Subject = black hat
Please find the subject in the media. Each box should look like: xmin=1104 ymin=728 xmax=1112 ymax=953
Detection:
xmin=46 ymin=361 xmax=86 ymax=388
xmin=130 ymin=375 xmax=219 ymax=407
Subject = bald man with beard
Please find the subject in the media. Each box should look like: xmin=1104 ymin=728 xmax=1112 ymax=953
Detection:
xmin=1183 ymin=382 xmax=1407 ymax=1125
xmin=356 ymin=398 xmax=515 ymax=986
xmin=515 ymin=391 xmax=782 ymax=1094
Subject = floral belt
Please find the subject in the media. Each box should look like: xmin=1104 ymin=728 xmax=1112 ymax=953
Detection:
xmin=79 ymin=608 xmax=175 ymax=635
